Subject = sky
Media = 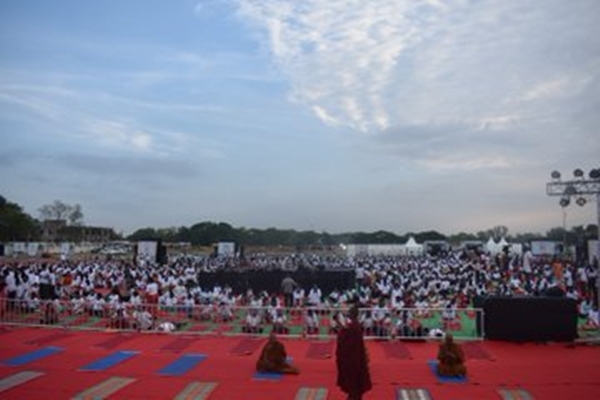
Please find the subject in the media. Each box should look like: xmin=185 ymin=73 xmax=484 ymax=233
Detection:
xmin=1 ymin=0 xmax=599 ymax=237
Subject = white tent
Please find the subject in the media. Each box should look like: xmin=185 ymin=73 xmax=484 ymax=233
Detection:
xmin=404 ymin=236 xmax=424 ymax=255
xmin=498 ymin=237 xmax=509 ymax=249
xmin=486 ymin=237 xmax=499 ymax=254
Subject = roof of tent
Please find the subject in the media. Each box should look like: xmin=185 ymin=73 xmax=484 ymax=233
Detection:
xmin=405 ymin=236 xmax=423 ymax=248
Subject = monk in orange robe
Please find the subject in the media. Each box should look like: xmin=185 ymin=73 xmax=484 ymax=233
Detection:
xmin=437 ymin=333 xmax=467 ymax=377
xmin=256 ymin=333 xmax=299 ymax=374
xmin=336 ymin=305 xmax=372 ymax=400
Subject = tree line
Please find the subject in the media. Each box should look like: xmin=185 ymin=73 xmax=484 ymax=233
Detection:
xmin=1 ymin=195 xmax=597 ymax=247
xmin=0 ymin=197 xmax=84 ymax=241
xmin=127 ymin=222 xmax=598 ymax=248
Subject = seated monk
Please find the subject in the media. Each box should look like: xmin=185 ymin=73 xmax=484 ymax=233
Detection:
xmin=256 ymin=333 xmax=299 ymax=374
xmin=437 ymin=333 xmax=467 ymax=377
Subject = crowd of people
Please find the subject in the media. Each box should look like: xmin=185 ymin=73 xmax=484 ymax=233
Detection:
xmin=0 ymin=247 xmax=598 ymax=334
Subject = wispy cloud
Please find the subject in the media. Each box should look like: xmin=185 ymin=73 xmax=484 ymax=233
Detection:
xmin=0 ymin=76 xmax=226 ymax=157
xmin=233 ymin=0 xmax=599 ymax=137
xmin=56 ymin=153 xmax=198 ymax=179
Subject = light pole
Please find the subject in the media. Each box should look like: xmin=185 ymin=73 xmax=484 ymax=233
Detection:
xmin=546 ymin=168 xmax=600 ymax=306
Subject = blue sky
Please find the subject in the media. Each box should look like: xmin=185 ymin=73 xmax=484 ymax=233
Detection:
xmin=1 ymin=0 xmax=598 ymax=236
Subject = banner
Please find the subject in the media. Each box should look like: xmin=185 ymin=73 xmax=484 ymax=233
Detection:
xmin=217 ymin=241 xmax=236 ymax=257
xmin=137 ymin=241 xmax=158 ymax=263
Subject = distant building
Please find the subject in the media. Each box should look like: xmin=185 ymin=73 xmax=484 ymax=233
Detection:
xmin=40 ymin=220 xmax=116 ymax=242
xmin=40 ymin=220 xmax=67 ymax=242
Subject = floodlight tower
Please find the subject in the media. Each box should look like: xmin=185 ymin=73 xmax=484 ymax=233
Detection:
xmin=547 ymin=167 xmax=600 ymax=306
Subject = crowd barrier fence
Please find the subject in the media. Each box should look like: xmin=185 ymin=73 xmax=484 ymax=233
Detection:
xmin=0 ymin=298 xmax=485 ymax=340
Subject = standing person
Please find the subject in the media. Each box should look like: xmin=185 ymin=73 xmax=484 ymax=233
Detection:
xmin=281 ymin=275 xmax=297 ymax=308
xmin=336 ymin=304 xmax=372 ymax=400
xmin=587 ymin=259 xmax=598 ymax=306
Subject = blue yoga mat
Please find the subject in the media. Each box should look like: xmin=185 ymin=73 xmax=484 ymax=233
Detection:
xmin=3 ymin=346 xmax=63 ymax=366
xmin=158 ymin=354 xmax=207 ymax=376
xmin=252 ymin=357 xmax=293 ymax=381
xmin=427 ymin=360 xmax=467 ymax=383
xmin=253 ymin=372 xmax=283 ymax=381
xmin=80 ymin=351 xmax=138 ymax=371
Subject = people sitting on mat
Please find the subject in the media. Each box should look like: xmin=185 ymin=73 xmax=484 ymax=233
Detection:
xmin=359 ymin=309 xmax=374 ymax=336
xmin=266 ymin=295 xmax=281 ymax=323
xmin=330 ymin=310 xmax=347 ymax=334
xmin=40 ymin=300 xmax=60 ymax=325
xmin=304 ymin=308 xmax=320 ymax=335
xmin=271 ymin=308 xmax=289 ymax=334
xmin=109 ymin=303 xmax=129 ymax=329
xmin=157 ymin=320 xmax=187 ymax=332
xmin=394 ymin=310 xmax=426 ymax=338
xmin=578 ymin=297 xmax=593 ymax=319
xmin=582 ymin=304 xmax=599 ymax=330
xmin=372 ymin=299 xmax=392 ymax=337
xmin=90 ymin=292 xmax=106 ymax=317
xmin=217 ymin=300 xmax=233 ymax=322
xmin=198 ymin=299 xmax=214 ymax=321
xmin=429 ymin=327 xmax=445 ymax=338
xmin=243 ymin=308 xmax=263 ymax=334
xmin=394 ymin=310 xmax=412 ymax=337
xmin=436 ymin=333 xmax=467 ymax=377
xmin=442 ymin=300 xmax=457 ymax=321
xmin=256 ymin=332 xmax=299 ymax=374
xmin=292 ymin=286 xmax=305 ymax=309
xmin=132 ymin=308 xmax=154 ymax=330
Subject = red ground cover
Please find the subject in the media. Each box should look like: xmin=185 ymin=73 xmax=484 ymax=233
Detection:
xmin=0 ymin=325 xmax=599 ymax=399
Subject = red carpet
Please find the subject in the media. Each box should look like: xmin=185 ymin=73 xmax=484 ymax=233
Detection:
xmin=0 ymin=326 xmax=599 ymax=399
xmin=379 ymin=340 xmax=412 ymax=359
xmin=94 ymin=334 xmax=136 ymax=349
xmin=229 ymin=337 xmax=265 ymax=356
xmin=462 ymin=341 xmax=494 ymax=360
xmin=160 ymin=336 xmax=196 ymax=353
xmin=306 ymin=341 xmax=334 ymax=359
xmin=25 ymin=331 xmax=72 ymax=346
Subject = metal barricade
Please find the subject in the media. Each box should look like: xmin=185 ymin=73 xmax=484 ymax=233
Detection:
xmin=0 ymin=297 xmax=487 ymax=340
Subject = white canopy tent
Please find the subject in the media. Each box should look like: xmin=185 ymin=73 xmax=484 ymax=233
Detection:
xmin=486 ymin=237 xmax=499 ymax=254
xmin=404 ymin=236 xmax=424 ymax=255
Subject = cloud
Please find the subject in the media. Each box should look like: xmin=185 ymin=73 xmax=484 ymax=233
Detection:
xmin=56 ymin=153 xmax=198 ymax=179
xmin=0 ymin=78 xmax=220 ymax=157
xmin=370 ymin=122 xmax=528 ymax=171
xmin=233 ymin=0 xmax=600 ymax=139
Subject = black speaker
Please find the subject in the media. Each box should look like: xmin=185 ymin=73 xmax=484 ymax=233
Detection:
xmin=157 ymin=244 xmax=168 ymax=265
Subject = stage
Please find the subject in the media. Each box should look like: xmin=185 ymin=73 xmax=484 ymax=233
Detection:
xmin=0 ymin=326 xmax=599 ymax=399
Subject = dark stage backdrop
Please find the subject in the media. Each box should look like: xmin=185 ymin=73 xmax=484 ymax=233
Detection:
xmin=482 ymin=296 xmax=578 ymax=342
xmin=196 ymin=268 xmax=355 ymax=296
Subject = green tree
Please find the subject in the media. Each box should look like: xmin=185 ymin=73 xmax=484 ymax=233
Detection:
xmin=127 ymin=227 xmax=158 ymax=241
xmin=38 ymin=200 xmax=84 ymax=225
xmin=491 ymin=225 xmax=509 ymax=241
xmin=0 ymin=195 xmax=39 ymax=241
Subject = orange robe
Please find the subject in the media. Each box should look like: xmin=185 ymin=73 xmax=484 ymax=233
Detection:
xmin=336 ymin=320 xmax=372 ymax=397
xmin=437 ymin=341 xmax=467 ymax=377
xmin=256 ymin=338 xmax=298 ymax=374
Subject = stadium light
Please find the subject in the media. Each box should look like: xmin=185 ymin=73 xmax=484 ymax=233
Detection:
xmin=546 ymin=166 xmax=600 ymax=307
xmin=559 ymin=197 xmax=570 ymax=208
